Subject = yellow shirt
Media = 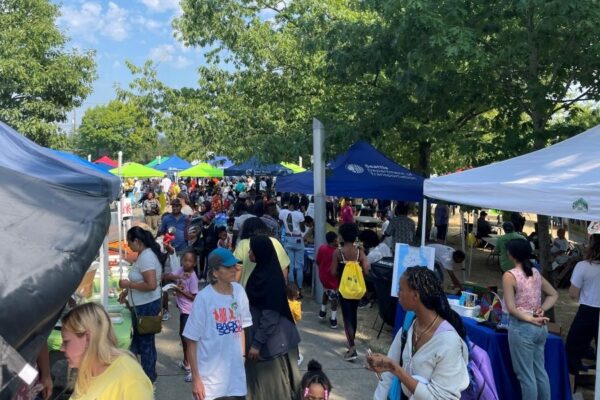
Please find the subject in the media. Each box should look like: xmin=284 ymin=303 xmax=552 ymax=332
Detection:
xmin=288 ymin=299 xmax=302 ymax=322
xmin=71 ymin=354 xmax=153 ymax=400
xmin=234 ymin=237 xmax=291 ymax=287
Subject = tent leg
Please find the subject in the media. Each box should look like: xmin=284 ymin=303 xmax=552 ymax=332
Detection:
xmin=421 ymin=198 xmax=428 ymax=246
xmin=595 ymin=315 xmax=600 ymax=400
xmin=99 ymin=237 xmax=109 ymax=309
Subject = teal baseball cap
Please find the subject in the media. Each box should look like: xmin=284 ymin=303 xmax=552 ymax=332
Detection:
xmin=207 ymin=248 xmax=240 ymax=269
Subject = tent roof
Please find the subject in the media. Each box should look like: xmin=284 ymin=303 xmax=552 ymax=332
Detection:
xmin=0 ymin=122 xmax=120 ymax=199
xmin=281 ymin=162 xmax=306 ymax=173
xmin=276 ymin=141 xmax=424 ymax=201
xmin=110 ymin=162 xmax=165 ymax=178
xmin=145 ymin=156 xmax=169 ymax=167
xmin=424 ymin=124 xmax=600 ymax=220
xmin=53 ymin=150 xmax=117 ymax=176
xmin=180 ymin=162 xmax=224 ymax=178
xmin=93 ymin=155 xmax=117 ymax=167
xmin=224 ymin=157 xmax=292 ymax=176
xmin=155 ymin=154 xmax=191 ymax=172
xmin=0 ymin=122 xmax=117 ymax=381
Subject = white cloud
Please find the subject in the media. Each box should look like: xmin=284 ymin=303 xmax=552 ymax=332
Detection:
xmin=149 ymin=44 xmax=176 ymax=62
xmin=148 ymin=44 xmax=194 ymax=69
xmin=103 ymin=2 xmax=129 ymax=41
xmin=139 ymin=0 xmax=181 ymax=13
xmin=174 ymin=56 xmax=191 ymax=69
xmin=58 ymin=1 xmax=129 ymax=42
xmin=132 ymin=15 xmax=164 ymax=32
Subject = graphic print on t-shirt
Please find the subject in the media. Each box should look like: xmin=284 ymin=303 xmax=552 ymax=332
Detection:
xmin=213 ymin=306 xmax=243 ymax=336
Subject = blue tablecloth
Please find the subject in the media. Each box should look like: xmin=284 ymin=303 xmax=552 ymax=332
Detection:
xmin=393 ymin=306 xmax=572 ymax=400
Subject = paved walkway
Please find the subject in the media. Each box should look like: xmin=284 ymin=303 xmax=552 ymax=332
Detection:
xmin=154 ymin=294 xmax=379 ymax=399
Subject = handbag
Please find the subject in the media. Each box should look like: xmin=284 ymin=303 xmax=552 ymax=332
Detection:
xmin=130 ymin=288 xmax=163 ymax=335
xmin=136 ymin=313 xmax=163 ymax=335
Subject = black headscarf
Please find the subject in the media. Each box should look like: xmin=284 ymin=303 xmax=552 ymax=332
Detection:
xmin=246 ymin=235 xmax=294 ymax=323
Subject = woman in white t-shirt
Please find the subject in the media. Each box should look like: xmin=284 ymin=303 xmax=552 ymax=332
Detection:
xmin=118 ymin=226 xmax=165 ymax=383
xmin=566 ymin=233 xmax=600 ymax=375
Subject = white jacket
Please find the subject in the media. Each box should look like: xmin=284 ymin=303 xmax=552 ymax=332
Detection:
xmin=373 ymin=321 xmax=469 ymax=400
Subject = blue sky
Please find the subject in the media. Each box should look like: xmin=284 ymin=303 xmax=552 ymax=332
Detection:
xmin=53 ymin=0 xmax=211 ymax=130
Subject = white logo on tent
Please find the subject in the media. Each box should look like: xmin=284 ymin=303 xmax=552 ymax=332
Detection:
xmin=346 ymin=164 xmax=364 ymax=174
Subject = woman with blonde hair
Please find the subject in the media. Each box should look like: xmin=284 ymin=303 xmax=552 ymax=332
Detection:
xmin=60 ymin=302 xmax=153 ymax=399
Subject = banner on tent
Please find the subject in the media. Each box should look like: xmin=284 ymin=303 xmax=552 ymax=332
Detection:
xmin=121 ymin=198 xmax=133 ymax=218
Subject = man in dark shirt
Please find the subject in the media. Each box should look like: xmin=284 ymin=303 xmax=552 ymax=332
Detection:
xmin=476 ymin=211 xmax=495 ymax=238
xmin=158 ymin=199 xmax=189 ymax=253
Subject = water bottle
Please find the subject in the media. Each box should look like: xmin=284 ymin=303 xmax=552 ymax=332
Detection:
xmin=281 ymin=225 xmax=287 ymax=242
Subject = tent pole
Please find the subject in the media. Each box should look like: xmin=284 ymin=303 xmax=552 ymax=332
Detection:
xmin=596 ymin=316 xmax=600 ymax=400
xmin=460 ymin=207 xmax=466 ymax=282
xmin=312 ymin=118 xmax=326 ymax=303
xmin=117 ymin=151 xmax=123 ymax=279
xmin=421 ymin=198 xmax=428 ymax=246
xmin=99 ymin=236 xmax=109 ymax=309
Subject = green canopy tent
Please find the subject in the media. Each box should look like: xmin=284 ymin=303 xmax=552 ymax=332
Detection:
xmin=110 ymin=162 xmax=165 ymax=178
xmin=179 ymin=163 xmax=224 ymax=178
xmin=281 ymin=162 xmax=306 ymax=173
xmin=145 ymin=156 xmax=169 ymax=168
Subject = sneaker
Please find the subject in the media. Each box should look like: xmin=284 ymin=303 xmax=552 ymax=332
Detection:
xmin=298 ymin=353 xmax=304 ymax=366
xmin=177 ymin=360 xmax=191 ymax=373
xmin=318 ymin=310 xmax=326 ymax=320
xmin=358 ymin=298 xmax=369 ymax=308
xmin=184 ymin=372 xmax=192 ymax=382
xmin=329 ymin=318 xmax=338 ymax=329
xmin=344 ymin=350 xmax=358 ymax=362
xmin=162 ymin=310 xmax=171 ymax=321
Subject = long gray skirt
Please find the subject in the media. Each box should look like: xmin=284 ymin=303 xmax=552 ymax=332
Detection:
xmin=245 ymin=348 xmax=301 ymax=400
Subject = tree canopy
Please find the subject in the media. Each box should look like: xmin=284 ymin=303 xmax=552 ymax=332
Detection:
xmin=0 ymin=0 xmax=96 ymax=146
xmin=77 ymin=100 xmax=157 ymax=161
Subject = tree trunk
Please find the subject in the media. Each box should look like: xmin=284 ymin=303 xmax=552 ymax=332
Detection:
xmin=416 ymin=140 xmax=432 ymax=242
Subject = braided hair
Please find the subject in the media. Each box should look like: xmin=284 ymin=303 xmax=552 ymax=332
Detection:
xmin=298 ymin=360 xmax=332 ymax=400
xmin=404 ymin=266 xmax=467 ymax=341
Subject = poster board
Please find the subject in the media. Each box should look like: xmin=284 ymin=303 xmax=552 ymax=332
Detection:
xmin=391 ymin=244 xmax=436 ymax=297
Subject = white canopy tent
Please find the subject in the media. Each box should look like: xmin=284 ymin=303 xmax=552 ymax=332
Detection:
xmin=424 ymin=123 xmax=600 ymax=399
xmin=424 ymin=124 xmax=600 ymax=220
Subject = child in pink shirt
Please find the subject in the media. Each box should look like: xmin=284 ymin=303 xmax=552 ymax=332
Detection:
xmin=164 ymin=249 xmax=199 ymax=376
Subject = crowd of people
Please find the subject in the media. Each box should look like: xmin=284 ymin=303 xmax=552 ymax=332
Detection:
xmin=50 ymin=175 xmax=600 ymax=400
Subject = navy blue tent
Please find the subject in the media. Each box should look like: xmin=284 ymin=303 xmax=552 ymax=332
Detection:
xmin=224 ymin=157 xmax=292 ymax=176
xmin=276 ymin=141 xmax=424 ymax=201
xmin=0 ymin=122 xmax=120 ymax=397
xmin=155 ymin=154 xmax=191 ymax=172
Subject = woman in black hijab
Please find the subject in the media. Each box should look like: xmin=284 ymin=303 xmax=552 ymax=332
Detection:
xmin=245 ymin=235 xmax=301 ymax=399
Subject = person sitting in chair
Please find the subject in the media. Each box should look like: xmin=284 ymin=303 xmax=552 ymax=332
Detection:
xmin=476 ymin=211 xmax=495 ymax=239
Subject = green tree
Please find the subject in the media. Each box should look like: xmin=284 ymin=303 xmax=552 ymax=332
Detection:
xmin=467 ymin=0 xmax=600 ymax=272
xmin=0 ymin=0 xmax=96 ymax=145
xmin=77 ymin=100 xmax=158 ymax=162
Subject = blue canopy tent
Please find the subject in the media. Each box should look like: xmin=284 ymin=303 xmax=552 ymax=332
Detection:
xmin=0 ymin=122 xmax=120 ymax=397
xmin=276 ymin=141 xmax=424 ymax=200
xmin=224 ymin=157 xmax=293 ymax=176
xmin=155 ymin=154 xmax=191 ymax=172
xmin=52 ymin=150 xmax=116 ymax=175
xmin=93 ymin=162 xmax=114 ymax=172
xmin=208 ymin=155 xmax=234 ymax=169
